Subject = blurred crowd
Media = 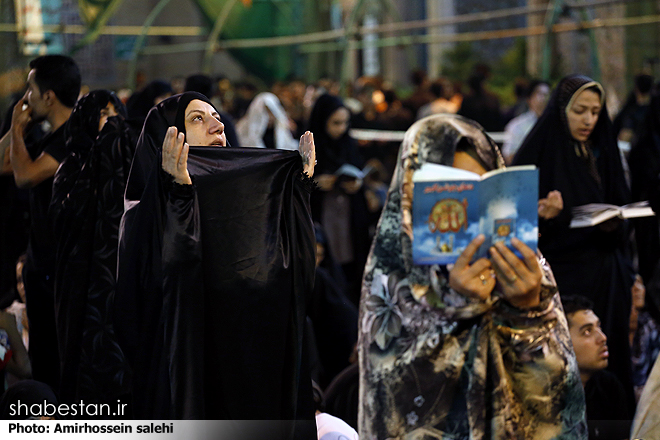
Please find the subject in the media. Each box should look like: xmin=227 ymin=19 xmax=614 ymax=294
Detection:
xmin=1 ymin=54 xmax=660 ymax=440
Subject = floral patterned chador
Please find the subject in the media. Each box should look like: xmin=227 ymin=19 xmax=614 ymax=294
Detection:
xmin=358 ymin=115 xmax=587 ymax=440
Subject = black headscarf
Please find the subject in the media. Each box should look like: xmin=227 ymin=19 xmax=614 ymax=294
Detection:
xmin=64 ymin=90 xmax=126 ymax=154
xmin=116 ymin=92 xmax=316 ymax=432
xmin=183 ymin=75 xmax=241 ymax=148
xmin=513 ymin=74 xmax=630 ymax=254
xmin=124 ymin=92 xmax=212 ymax=202
xmin=308 ymin=94 xmax=363 ymax=174
xmin=50 ymin=89 xmax=136 ymax=405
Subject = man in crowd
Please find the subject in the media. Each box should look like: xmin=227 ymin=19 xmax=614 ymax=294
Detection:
xmin=563 ymin=295 xmax=633 ymax=440
xmin=0 ymin=55 xmax=81 ymax=394
xmin=501 ymin=79 xmax=550 ymax=163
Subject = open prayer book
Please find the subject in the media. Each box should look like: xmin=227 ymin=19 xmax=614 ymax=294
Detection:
xmin=333 ymin=163 xmax=376 ymax=180
xmin=411 ymin=163 xmax=538 ymax=265
xmin=570 ymin=201 xmax=655 ymax=228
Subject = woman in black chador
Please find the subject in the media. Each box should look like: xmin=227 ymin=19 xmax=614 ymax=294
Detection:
xmin=308 ymin=93 xmax=371 ymax=305
xmin=513 ymin=75 xmax=636 ymax=409
xmin=115 ymin=92 xmax=317 ymax=435
xmin=50 ymin=90 xmax=136 ymax=405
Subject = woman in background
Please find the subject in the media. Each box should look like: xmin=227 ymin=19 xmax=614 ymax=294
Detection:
xmin=309 ymin=93 xmax=371 ymax=305
xmin=235 ymin=92 xmax=299 ymax=150
xmin=513 ymin=75 xmax=636 ymax=411
xmin=50 ymin=90 xmax=136 ymax=406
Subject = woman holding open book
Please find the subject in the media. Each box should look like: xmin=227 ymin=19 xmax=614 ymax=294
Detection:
xmin=358 ymin=114 xmax=586 ymax=439
xmin=309 ymin=93 xmax=372 ymax=306
xmin=512 ymin=75 xmax=636 ymax=412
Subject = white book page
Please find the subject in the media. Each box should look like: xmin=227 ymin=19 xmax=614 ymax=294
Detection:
xmin=412 ymin=163 xmax=479 ymax=182
xmin=479 ymin=164 xmax=536 ymax=180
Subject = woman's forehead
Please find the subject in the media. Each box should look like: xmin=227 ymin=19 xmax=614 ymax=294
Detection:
xmin=185 ymin=99 xmax=216 ymax=115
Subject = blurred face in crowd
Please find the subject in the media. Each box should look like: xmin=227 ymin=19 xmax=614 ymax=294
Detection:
xmin=566 ymin=89 xmax=601 ymax=143
xmin=453 ymin=151 xmax=486 ymax=176
xmin=184 ymin=99 xmax=226 ymax=147
xmin=98 ymin=102 xmax=118 ymax=132
xmin=529 ymin=84 xmax=550 ymax=117
xmin=568 ymin=309 xmax=609 ymax=383
xmin=24 ymin=69 xmax=49 ymax=122
xmin=326 ymin=107 xmax=350 ymax=140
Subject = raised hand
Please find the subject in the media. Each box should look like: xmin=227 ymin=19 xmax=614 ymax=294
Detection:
xmin=449 ymin=234 xmax=496 ymax=301
xmin=11 ymin=97 xmax=32 ymax=136
xmin=162 ymin=126 xmax=192 ymax=185
xmin=538 ymin=190 xmax=563 ymax=219
xmin=299 ymin=131 xmax=315 ymax=177
xmin=489 ymin=238 xmax=542 ymax=309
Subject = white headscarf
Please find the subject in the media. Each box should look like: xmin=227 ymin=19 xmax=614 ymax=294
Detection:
xmin=236 ymin=92 xmax=299 ymax=150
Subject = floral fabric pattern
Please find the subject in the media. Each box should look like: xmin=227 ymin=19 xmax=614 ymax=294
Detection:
xmin=358 ymin=115 xmax=587 ymax=440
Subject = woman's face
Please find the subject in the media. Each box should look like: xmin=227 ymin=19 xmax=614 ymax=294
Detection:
xmin=566 ymin=89 xmax=601 ymax=143
xmin=453 ymin=151 xmax=486 ymax=176
xmin=98 ymin=102 xmax=118 ymax=132
xmin=184 ymin=99 xmax=226 ymax=147
xmin=326 ymin=107 xmax=350 ymax=140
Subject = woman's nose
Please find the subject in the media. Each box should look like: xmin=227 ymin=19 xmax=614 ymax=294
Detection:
xmin=586 ymin=113 xmax=597 ymax=126
xmin=210 ymin=119 xmax=224 ymax=134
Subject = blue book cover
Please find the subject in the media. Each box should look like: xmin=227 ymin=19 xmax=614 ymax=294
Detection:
xmin=412 ymin=164 xmax=539 ymax=265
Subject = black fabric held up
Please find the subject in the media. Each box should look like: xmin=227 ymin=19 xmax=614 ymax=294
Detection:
xmin=115 ymin=93 xmax=316 ymax=431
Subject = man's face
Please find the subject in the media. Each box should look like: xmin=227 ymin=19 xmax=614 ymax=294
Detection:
xmin=24 ymin=69 xmax=49 ymax=122
xmin=528 ymin=84 xmax=550 ymax=117
xmin=568 ymin=309 xmax=609 ymax=376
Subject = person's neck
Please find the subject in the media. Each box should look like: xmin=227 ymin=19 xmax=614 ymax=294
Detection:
xmin=580 ymin=370 xmax=592 ymax=387
xmin=47 ymin=106 xmax=73 ymax=133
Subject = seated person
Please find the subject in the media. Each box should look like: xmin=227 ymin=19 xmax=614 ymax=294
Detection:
xmin=563 ymin=295 xmax=633 ymax=439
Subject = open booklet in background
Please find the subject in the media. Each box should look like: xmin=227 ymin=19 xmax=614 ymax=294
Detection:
xmin=570 ymin=201 xmax=655 ymax=228
xmin=334 ymin=163 xmax=376 ymax=180
xmin=412 ymin=163 xmax=539 ymax=265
